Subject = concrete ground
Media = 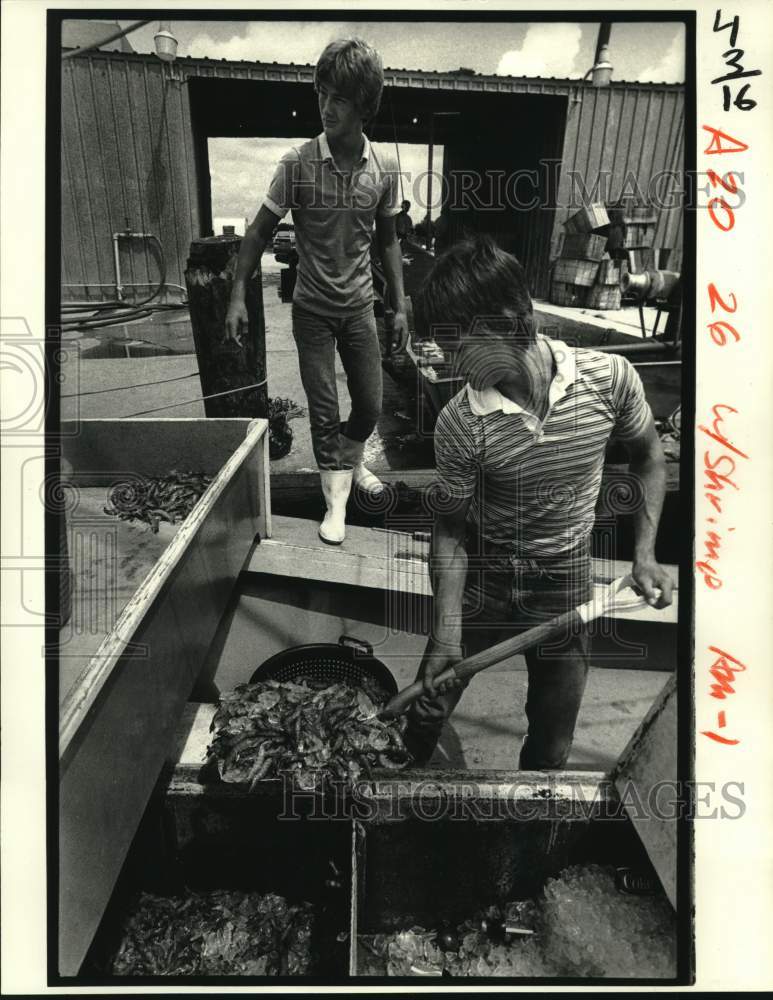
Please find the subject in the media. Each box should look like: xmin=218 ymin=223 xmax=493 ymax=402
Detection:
xmin=59 ymin=255 xmax=658 ymax=474
xmin=60 ymin=258 xmax=433 ymax=471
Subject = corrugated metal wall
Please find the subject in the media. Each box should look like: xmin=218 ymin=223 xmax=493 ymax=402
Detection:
xmin=61 ymin=55 xmax=200 ymax=302
xmin=60 ymin=51 xmax=684 ymax=303
xmin=551 ymin=85 xmax=684 ymax=270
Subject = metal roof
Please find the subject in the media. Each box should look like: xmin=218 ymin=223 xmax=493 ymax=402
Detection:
xmin=62 ymin=47 xmax=685 ymax=94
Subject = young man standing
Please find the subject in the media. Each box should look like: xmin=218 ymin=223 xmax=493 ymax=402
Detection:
xmin=226 ymin=38 xmax=407 ymax=544
xmin=405 ymin=236 xmax=674 ymax=769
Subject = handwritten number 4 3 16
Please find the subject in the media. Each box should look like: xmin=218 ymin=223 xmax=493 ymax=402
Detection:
xmin=712 ymin=10 xmax=761 ymax=112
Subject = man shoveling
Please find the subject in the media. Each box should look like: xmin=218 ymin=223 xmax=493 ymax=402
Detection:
xmin=404 ymin=236 xmax=673 ymax=769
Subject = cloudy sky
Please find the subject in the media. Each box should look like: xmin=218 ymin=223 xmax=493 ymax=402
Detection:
xmin=118 ymin=18 xmax=685 ymax=82
xmin=106 ymin=18 xmax=685 ymax=225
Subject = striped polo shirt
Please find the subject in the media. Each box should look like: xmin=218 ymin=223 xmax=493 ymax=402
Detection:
xmin=434 ymin=337 xmax=653 ymax=556
xmin=263 ymin=132 xmax=400 ymax=316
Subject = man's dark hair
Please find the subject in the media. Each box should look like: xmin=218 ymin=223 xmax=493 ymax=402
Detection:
xmin=401 ymin=199 xmax=411 ymax=211
xmin=413 ymin=234 xmax=535 ymax=346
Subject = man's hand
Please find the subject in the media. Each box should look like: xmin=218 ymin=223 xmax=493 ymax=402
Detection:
xmin=632 ymin=558 xmax=674 ymax=609
xmin=391 ymin=309 xmax=409 ymax=354
xmin=225 ymin=298 xmax=248 ymax=346
xmin=419 ymin=638 xmax=464 ymax=698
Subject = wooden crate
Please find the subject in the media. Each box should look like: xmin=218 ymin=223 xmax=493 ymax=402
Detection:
xmin=58 ymin=417 xmax=270 ymax=976
xmin=550 ymin=279 xmax=589 ymax=307
xmin=596 ymin=256 xmax=623 ymax=286
xmin=563 ymin=203 xmax=610 ymax=234
xmin=621 ymin=222 xmax=656 ymax=249
xmin=587 ymin=284 xmax=622 ymax=310
xmin=552 ymin=258 xmax=599 ymax=288
xmin=606 ymin=200 xmax=657 ymax=225
xmin=560 ymin=232 xmax=607 ymax=261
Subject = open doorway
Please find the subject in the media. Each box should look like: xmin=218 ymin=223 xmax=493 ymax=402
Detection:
xmin=207 ymin=136 xmax=444 ymax=240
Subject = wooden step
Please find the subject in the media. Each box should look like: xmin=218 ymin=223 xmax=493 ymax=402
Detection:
xmin=249 ymin=515 xmax=678 ymax=626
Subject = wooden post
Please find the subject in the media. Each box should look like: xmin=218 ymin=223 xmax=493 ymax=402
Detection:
xmin=185 ymin=237 xmax=269 ymax=418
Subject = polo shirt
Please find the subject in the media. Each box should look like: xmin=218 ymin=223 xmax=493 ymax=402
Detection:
xmin=263 ymin=132 xmax=400 ymax=316
xmin=434 ymin=337 xmax=653 ymax=556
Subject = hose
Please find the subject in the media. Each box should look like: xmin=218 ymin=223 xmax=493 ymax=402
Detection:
xmin=60 ymin=234 xmax=184 ymax=332
xmin=60 ymin=309 xmax=156 ymax=331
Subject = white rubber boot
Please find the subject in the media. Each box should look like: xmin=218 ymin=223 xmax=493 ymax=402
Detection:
xmin=318 ymin=469 xmax=353 ymax=545
xmin=340 ymin=434 xmax=384 ymax=495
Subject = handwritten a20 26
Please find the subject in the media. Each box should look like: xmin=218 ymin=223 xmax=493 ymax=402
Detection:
xmin=698 ymin=10 xmax=761 ymax=747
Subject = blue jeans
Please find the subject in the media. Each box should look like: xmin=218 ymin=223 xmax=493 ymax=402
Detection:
xmin=405 ymin=537 xmax=594 ymax=769
xmin=291 ymin=304 xmax=382 ymax=470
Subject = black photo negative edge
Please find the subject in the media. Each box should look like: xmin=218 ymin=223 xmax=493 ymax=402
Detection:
xmin=46 ymin=6 xmax=695 ymax=986
xmin=45 ymin=4 xmax=63 ymax=987
xmin=676 ymin=6 xmax=697 ymax=987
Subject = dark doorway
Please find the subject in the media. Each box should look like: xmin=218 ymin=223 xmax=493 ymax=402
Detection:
xmin=188 ymin=77 xmax=567 ymax=297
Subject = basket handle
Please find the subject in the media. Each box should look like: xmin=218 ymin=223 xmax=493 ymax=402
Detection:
xmin=338 ymin=635 xmax=374 ymax=657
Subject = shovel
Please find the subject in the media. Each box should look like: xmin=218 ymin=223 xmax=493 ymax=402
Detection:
xmin=379 ymin=575 xmax=654 ymax=720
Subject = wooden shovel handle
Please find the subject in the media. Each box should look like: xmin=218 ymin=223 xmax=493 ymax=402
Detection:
xmin=380 ymin=609 xmax=581 ymax=719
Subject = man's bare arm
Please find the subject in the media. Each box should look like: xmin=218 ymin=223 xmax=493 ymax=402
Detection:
xmin=375 ymin=214 xmax=408 ymax=352
xmin=225 ymin=205 xmax=280 ymax=342
xmin=626 ymin=418 xmax=674 ymax=609
xmin=421 ymin=497 xmax=472 ymax=696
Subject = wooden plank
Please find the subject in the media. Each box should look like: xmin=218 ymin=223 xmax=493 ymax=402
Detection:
xmin=349 ymin=823 xmax=360 ymax=977
xmin=179 ymin=73 xmax=201 ymax=273
xmin=60 ymin=116 xmax=86 ymax=292
xmin=58 ymin=419 xmax=267 ymax=975
xmin=571 ymin=86 xmax=597 ymax=207
xmin=257 ymin=426 xmax=272 ymax=539
xmin=60 ymin=589 xmax=189 ymax=974
xmin=60 ymin=488 xmax=177 ymax=706
xmin=90 ymin=56 xmax=127 ymax=283
xmin=633 ymin=89 xmax=659 ymax=197
xmin=124 ymin=57 xmax=154 ymax=287
xmin=61 ymin=416 xmax=254 ymax=481
xmin=610 ymin=87 xmax=638 ymax=202
xmin=584 ymin=88 xmax=611 ymax=204
xmin=143 ymin=61 xmax=177 ymax=284
xmin=62 ymin=60 xmax=103 ymax=290
xmin=168 ymin=702 xmax=610 ymax=806
xmin=612 ymin=674 xmax=677 ymax=908
xmin=157 ymin=63 xmax=186 ymax=289
xmin=109 ymin=59 xmax=143 ymax=289
xmin=269 ymin=461 xmax=681 ymax=506
xmin=60 ymin=419 xmax=266 ymax=755
xmin=166 ymin=539 xmax=225 ymax=687
xmin=552 ymin=86 xmax=582 ymax=238
xmin=248 ymin=515 xmax=678 ymax=626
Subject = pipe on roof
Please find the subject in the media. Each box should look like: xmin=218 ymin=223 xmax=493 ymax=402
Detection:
xmin=62 ymin=19 xmax=152 ymax=60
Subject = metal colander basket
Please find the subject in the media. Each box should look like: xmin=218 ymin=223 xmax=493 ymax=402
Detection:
xmin=249 ymin=635 xmax=398 ymax=706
